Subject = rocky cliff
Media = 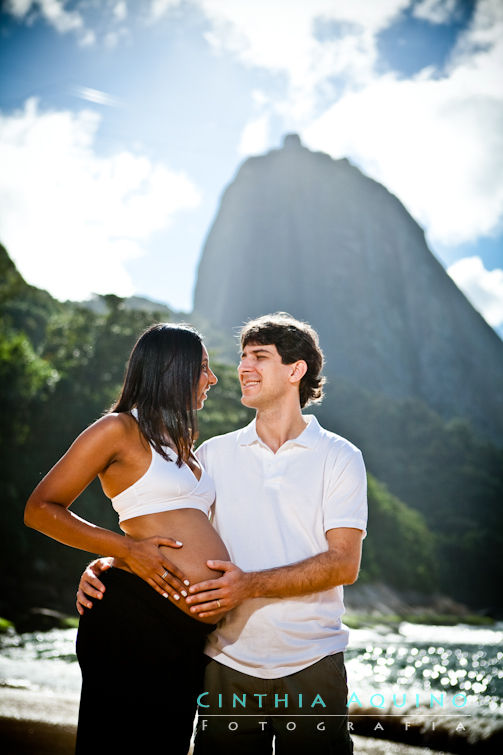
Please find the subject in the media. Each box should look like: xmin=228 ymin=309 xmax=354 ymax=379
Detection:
xmin=194 ymin=135 xmax=503 ymax=444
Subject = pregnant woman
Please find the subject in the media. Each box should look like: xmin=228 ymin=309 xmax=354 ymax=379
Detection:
xmin=24 ymin=323 xmax=230 ymax=754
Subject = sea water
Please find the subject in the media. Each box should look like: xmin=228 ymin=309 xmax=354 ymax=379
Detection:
xmin=1 ymin=621 xmax=502 ymax=719
xmin=344 ymin=622 xmax=503 ymax=721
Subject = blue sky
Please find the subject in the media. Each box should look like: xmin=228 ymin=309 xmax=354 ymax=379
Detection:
xmin=0 ymin=0 xmax=502 ymax=337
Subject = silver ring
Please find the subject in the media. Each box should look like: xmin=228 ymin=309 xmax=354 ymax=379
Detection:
xmin=161 ymin=571 xmax=169 ymax=580
xmin=216 ymin=600 xmax=221 ymax=609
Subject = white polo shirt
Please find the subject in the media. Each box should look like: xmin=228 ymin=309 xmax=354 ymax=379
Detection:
xmin=196 ymin=415 xmax=367 ymax=679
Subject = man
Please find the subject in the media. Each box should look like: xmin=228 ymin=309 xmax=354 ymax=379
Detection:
xmin=78 ymin=313 xmax=367 ymax=754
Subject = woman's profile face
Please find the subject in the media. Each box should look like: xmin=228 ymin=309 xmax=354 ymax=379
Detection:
xmin=196 ymin=345 xmax=217 ymax=409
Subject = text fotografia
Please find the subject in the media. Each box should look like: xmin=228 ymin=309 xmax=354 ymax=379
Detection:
xmin=199 ymin=719 xmax=470 ymax=735
xmin=197 ymin=691 xmax=468 ymax=710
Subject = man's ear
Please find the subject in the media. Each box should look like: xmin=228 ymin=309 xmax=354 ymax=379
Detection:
xmin=289 ymin=360 xmax=307 ymax=383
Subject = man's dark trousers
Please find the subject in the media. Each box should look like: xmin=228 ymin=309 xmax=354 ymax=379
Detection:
xmin=194 ymin=652 xmax=353 ymax=755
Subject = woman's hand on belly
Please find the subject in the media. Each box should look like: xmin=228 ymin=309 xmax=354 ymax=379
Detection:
xmin=121 ymin=509 xmax=230 ymax=622
xmin=122 ymin=535 xmax=190 ymax=601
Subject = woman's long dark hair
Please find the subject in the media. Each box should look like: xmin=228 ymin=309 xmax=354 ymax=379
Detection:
xmin=111 ymin=323 xmax=203 ymax=465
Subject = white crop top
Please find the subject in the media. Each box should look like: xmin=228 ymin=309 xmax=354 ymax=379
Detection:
xmin=111 ymin=410 xmax=215 ymax=523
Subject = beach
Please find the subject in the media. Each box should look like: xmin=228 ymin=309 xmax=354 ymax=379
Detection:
xmin=0 ymin=687 xmax=77 ymax=755
xmin=0 ymin=686 xmax=458 ymax=755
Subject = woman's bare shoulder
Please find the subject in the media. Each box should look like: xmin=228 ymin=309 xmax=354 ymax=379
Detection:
xmin=79 ymin=412 xmax=136 ymax=446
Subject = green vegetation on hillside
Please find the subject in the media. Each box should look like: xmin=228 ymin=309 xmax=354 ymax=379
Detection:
xmin=361 ymin=475 xmax=436 ymax=591
xmin=320 ymin=378 xmax=503 ymax=612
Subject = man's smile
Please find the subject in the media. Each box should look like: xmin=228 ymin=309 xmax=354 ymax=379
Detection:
xmin=241 ymin=379 xmax=260 ymax=389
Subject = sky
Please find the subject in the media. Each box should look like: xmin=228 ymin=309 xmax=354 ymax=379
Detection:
xmin=0 ymin=0 xmax=502 ymax=337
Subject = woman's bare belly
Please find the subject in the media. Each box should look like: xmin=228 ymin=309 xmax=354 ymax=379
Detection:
xmin=120 ymin=508 xmax=229 ymax=623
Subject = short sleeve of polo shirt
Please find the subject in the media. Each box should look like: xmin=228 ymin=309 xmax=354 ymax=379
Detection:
xmin=196 ymin=442 xmax=208 ymax=469
xmin=323 ymin=445 xmax=367 ymax=536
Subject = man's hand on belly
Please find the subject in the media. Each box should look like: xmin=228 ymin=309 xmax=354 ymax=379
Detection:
xmin=185 ymin=560 xmax=256 ymax=618
xmin=185 ymin=528 xmax=364 ymax=618
xmin=76 ymin=557 xmax=112 ymax=614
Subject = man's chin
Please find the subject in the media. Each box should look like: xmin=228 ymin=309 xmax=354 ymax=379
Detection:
xmin=240 ymin=394 xmax=258 ymax=408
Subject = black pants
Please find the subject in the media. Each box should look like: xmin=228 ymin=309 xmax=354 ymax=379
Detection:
xmin=194 ymin=653 xmax=353 ymax=755
xmin=75 ymin=568 xmax=215 ymax=755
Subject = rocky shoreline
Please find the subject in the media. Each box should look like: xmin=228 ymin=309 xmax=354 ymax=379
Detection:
xmin=1 ymin=580 xmax=496 ymax=636
xmin=2 ymin=686 xmax=503 ymax=754
xmin=348 ymin=706 xmax=503 ymax=753
xmin=0 ymin=687 xmax=77 ymax=755
xmin=0 ymin=687 xmax=457 ymax=755
xmin=343 ymin=582 xmax=488 ymax=623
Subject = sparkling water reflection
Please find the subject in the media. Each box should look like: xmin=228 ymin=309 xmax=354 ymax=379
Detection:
xmin=344 ymin=622 xmax=503 ymax=718
xmin=1 ymin=621 xmax=502 ymax=723
xmin=0 ymin=627 xmax=80 ymax=694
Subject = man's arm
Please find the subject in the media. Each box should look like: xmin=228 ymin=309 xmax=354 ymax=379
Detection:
xmin=186 ymin=527 xmax=363 ymax=618
xmin=75 ymin=552 xmax=189 ymax=614
xmin=76 ymin=558 xmax=112 ymax=614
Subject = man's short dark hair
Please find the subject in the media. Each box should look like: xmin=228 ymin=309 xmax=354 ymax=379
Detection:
xmin=240 ymin=312 xmax=325 ymax=408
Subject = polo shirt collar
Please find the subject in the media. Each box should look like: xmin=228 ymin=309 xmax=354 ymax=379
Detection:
xmin=238 ymin=414 xmax=321 ymax=450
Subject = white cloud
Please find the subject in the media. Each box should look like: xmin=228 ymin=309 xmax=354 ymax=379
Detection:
xmin=4 ymin=0 xmax=98 ymax=45
xmin=448 ymin=256 xmax=503 ymax=327
xmin=38 ymin=0 xmax=83 ymax=32
xmin=413 ymin=0 xmax=460 ymax=25
xmin=238 ymin=115 xmax=270 ymax=157
xmin=0 ymin=99 xmax=201 ymax=301
xmin=76 ymin=87 xmax=120 ymax=107
xmin=148 ymin=0 xmax=182 ymax=23
xmin=251 ymin=90 xmax=270 ymax=107
xmin=79 ymin=29 xmax=96 ymax=47
xmin=303 ymin=71 xmax=503 ymax=246
xmin=104 ymin=28 xmax=129 ymax=49
xmin=113 ymin=1 xmax=127 ymax=22
xmin=5 ymin=0 xmax=84 ymax=33
xmin=196 ymin=0 xmax=409 ymax=119
xmin=5 ymin=0 xmax=32 ymax=15
xmin=302 ymin=0 xmax=503 ymax=246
